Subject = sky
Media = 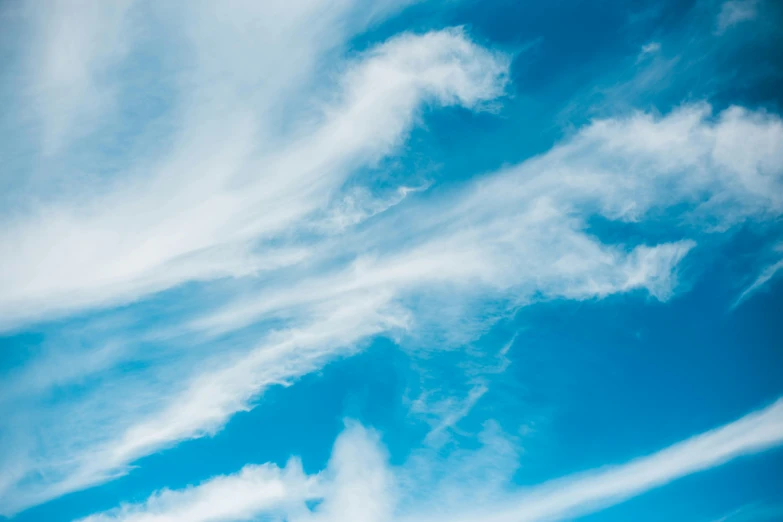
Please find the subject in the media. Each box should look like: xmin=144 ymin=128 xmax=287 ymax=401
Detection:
xmin=0 ymin=0 xmax=782 ymax=521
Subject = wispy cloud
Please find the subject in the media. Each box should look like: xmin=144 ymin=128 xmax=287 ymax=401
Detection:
xmin=0 ymin=14 xmax=511 ymax=513
xmin=2 ymin=3 xmax=483 ymax=333
xmin=716 ymin=0 xmax=759 ymax=34
xmin=708 ymin=503 xmax=783 ymax=522
xmin=636 ymin=41 xmax=661 ymax=62
xmin=76 ymin=398 xmax=783 ymax=522
xmin=416 ymin=382 xmax=489 ymax=446
xmin=23 ymin=0 xmax=136 ymax=153
xmin=440 ymin=398 xmax=783 ymax=522
xmin=732 ymin=245 xmax=783 ymax=308
xmin=77 ymin=459 xmax=319 ymax=522
xmin=4 ymin=102 xmax=783 ymax=515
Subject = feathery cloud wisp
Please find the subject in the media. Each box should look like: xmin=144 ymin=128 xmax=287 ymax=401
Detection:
xmin=732 ymin=245 xmax=783 ymax=308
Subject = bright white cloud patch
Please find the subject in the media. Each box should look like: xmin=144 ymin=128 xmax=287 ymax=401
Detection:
xmin=77 ymin=460 xmax=317 ymax=522
xmin=77 ymin=398 xmax=783 ymax=522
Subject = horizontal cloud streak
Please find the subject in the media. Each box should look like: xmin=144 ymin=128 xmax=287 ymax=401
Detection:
xmin=78 ymin=460 xmax=318 ymax=522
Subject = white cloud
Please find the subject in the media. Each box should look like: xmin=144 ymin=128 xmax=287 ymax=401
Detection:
xmin=0 ymin=16 xmax=510 ymax=514
xmin=4 ymin=102 xmax=783 ymax=515
xmin=0 ymin=25 xmax=508 ymax=333
xmin=637 ymin=41 xmax=661 ymax=61
xmin=23 ymin=0 xmax=136 ymax=153
xmin=716 ymin=0 xmax=759 ymax=34
xmin=77 ymin=459 xmax=319 ymax=522
xmin=191 ymin=103 xmax=783 ymax=340
xmin=708 ymin=503 xmax=783 ymax=522
xmin=415 ymin=382 xmax=489 ymax=446
xmin=306 ymin=423 xmax=397 ymax=522
xmin=437 ymin=397 xmax=783 ymax=522
xmin=77 ymin=398 xmax=783 ymax=522
xmin=3 ymin=0 xmax=783 ymax=515
xmin=732 ymin=244 xmax=783 ymax=308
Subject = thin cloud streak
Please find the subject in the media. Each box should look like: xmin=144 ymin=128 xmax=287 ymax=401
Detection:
xmin=442 ymin=398 xmax=783 ymax=522
xmin=732 ymin=248 xmax=783 ymax=308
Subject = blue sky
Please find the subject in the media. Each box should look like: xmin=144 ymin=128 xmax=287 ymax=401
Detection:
xmin=0 ymin=0 xmax=782 ymax=521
